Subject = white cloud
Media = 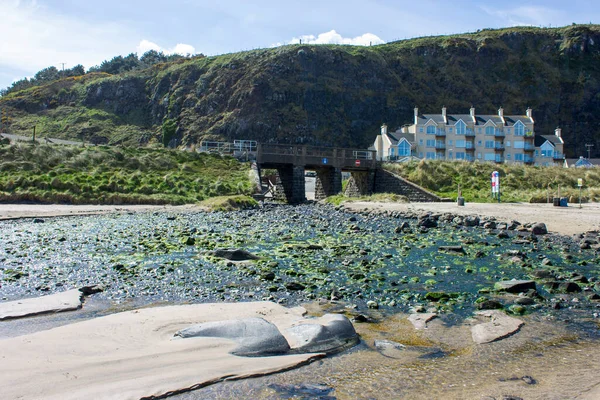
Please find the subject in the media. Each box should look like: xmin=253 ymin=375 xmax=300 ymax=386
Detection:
xmin=137 ymin=40 xmax=196 ymax=56
xmin=480 ymin=5 xmax=562 ymax=27
xmin=275 ymin=30 xmax=385 ymax=47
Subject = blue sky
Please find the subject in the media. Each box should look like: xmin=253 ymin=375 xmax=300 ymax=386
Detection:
xmin=1 ymin=0 xmax=600 ymax=90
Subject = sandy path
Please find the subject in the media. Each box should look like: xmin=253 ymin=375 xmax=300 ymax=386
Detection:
xmin=343 ymin=201 xmax=600 ymax=236
xmin=0 ymin=204 xmax=206 ymax=220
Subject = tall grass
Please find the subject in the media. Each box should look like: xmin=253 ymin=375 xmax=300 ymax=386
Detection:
xmin=384 ymin=160 xmax=599 ymax=203
xmin=0 ymin=143 xmax=253 ymax=204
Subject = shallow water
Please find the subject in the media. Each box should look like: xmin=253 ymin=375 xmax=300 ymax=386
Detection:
xmin=1 ymin=204 xmax=600 ymax=398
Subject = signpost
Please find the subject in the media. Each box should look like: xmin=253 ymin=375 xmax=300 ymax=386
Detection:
xmin=491 ymin=171 xmax=500 ymax=203
xmin=355 ymin=159 xmax=361 ymax=167
xmin=322 ymin=158 xmax=328 ymax=165
xmin=578 ymin=178 xmax=583 ymax=209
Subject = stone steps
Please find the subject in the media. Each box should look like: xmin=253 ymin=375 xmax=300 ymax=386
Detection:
xmin=374 ymin=169 xmax=442 ymax=202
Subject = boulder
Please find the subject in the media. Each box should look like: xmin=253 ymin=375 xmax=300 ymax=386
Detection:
xmin=494 ymin=280 xmax=536 ymax=293
xmin=174 ymin=317 xmax=290 ymax=356
xmin=471 ymin=310 xmax=524 ymax=344
xmin=464 ymin=216 xmax=480 ymax=227
xmin=531 ymin=223 xmax=548 ymax=235
xmin=212 ymin=248 xmax=260 ymax=261
xmin=418 ymin=217 xmax=437 ymax=228
xmin=438 ymin=245 xmax=466 ymax=255
xmin=285 ymin=314 xmax=359 ymax=354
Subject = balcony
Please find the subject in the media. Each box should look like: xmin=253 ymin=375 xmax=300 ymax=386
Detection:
xmin=465 ymin=129 xmax=476 ymax=137
xmin=435 ymin=129 xmax=446 ymax=137
xmin=435 ymin=143 xmax=446 ymax=150
xmin=524 ymin=156 xmax=534 ymax=164
xmin=553 ymin=152 xmax=564 ymax=160
xmin=523 ymin=144 xmax=535 ymax=152
xmin=494 ymin=157 xmax=504 ymax=163
xmin=494 ymin=130 xmax=505 ymax=137
xmin=525 ymin=131 xmax=534 ymax=139
xmin=494 ymin=143 xmax=504 ymax=151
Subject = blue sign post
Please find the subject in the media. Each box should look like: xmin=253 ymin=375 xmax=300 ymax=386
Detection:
xmin=322 ymin=158 xmax=328 ymax=164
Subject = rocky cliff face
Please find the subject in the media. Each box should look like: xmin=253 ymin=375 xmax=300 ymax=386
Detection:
xmin=2 ymin=25 xmax=600 ymax=156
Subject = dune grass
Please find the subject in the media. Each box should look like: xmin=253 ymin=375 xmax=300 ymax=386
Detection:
xmin=0 ymin=142 xmax=254 ymax=204
xmin=384 ymin=160 xmax=600 ymax=203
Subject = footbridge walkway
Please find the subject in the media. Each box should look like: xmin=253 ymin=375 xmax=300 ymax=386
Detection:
xmin=198 ymin=140 xmax=441 ymax=204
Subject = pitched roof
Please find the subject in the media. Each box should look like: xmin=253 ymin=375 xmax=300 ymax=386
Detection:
xmin=541 ymin=134 xmax=563 ymax=145
xmin=388 ymin=131 xmax=415 ymax=144
xmin=416 ymin=112 xmax=533 ymax=126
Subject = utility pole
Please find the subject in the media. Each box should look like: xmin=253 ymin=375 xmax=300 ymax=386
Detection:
xmin=59 ymin=63 xmax=66 ymax=76
xmin=585 ymin=143 xmax=594 ymax=159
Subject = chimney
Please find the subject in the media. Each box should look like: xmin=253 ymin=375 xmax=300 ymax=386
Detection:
xmin=498 ymin=106 xmax=505 ymax=125
xmin=442 ymin=106 xmax=447 ymax=124
xmin=414 ymin=107 xmax=419 ymax=125
xmin=555 ymin=127 xmax=561 ymax=138
xmin=470 ymin=106 xmax=476 ymax=122
xmin=526 ymin=107 xmax=532 ymax=119
xmin=381 ymin=124 xmax=388 ymax=136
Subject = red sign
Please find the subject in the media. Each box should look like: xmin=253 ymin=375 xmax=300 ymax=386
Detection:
xmin=355 ymin=159 xmax=361 ymax=166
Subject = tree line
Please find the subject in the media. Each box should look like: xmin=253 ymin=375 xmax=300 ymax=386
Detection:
xmin=0 ymin=50 xmax=195 ymax=97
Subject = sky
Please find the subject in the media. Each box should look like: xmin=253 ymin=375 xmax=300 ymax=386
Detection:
xmin=1 ymin=0 xmax=600 ymax=90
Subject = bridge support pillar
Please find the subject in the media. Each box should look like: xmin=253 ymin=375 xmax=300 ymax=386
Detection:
xmin=274 ymin=165 xmax=305 ymax=204
xmin=315 ymin=167 xmax=342 ymax=200
xmin=344 ymin=171 xmax=375 ymax=197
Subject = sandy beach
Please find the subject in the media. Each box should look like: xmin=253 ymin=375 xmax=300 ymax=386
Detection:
xmin=343 ymin=201 xmax=600 ymax=236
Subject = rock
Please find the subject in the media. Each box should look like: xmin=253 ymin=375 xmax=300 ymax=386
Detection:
xmin=175 ymin=317 xmax=290 ymax=356
xmin=366 ymin=300 xmax=379 ymax=309
xmin=494 ymin=280 xmax=536 ymax=293
xmin=374 ymin=339 xmax=406 ymax=358
xmin=184 ymin=236 xmax=196 ymax=246
xmin=408 ymin=313 xmax=437 ymax=330
xmin=269 ymin=383 xmax=334 ymax=398
xmin=79 ymin=284 xmax=104 ymax=295
xmin=0 ymin=289 xmax=84 ymax=320
xmin=531 ymin=223 xmax=548 ymax=235
xmin=418 ymin=217 xmax=437 ymax=228
xmin=545 ymin=281 xmax=582 ymax=293
xmin=260 ymin=272 xmax=276 ymax=281
xmin=285 ymin=282 xmax=305 ymax=291
xmin=531 ymin=269 xmax=556 ymax=280
xmin=212 ymin=248 xmax=260 ymax=261
xmin=285 ymin=314 xmax=359 ymax=354
xmin=497 ymin=230 xmax=510 ymax=239
xmin=588 ymin=293 xmax=600 ymax=301
xmin=471 ymin=310 xmax=524 ymax=344
xmin=477 ymin=300 xmax=504 ymax=310
xmin=508 ymin=304 xmax=526 ymax=315
xmin=438 ymin=245 xmax=466 ymax=254
xmin=483 ymin=221 xmax=497 ymax=229
xmin=32 ymin=218 xmax=45 ymax=223
xmin=515 ymin=297 xmax=534 ymax=305
xmin=464 ymin=216 xmax=480 ymax=227
xmin=425 ymin=292 xmax=451 ymax=302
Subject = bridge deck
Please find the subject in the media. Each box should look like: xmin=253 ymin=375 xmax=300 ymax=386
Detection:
xmin=257 ymin=144 xmax=376 ymax=170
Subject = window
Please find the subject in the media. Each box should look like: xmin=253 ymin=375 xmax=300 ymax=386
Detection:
xmin=456 ymin=152 xmax=465 ymax=160
xmin=535 ymin=150 xmax=539 ymax=157
xmin=419 ymin=127 xmax=424 ymax=133
xmin=419 ymin=152 xmax=423 ymax=158
xmin=478 ymin=140 xmax=482 ymax=145
xmin=390 ymin=148 xmax=395 ymax=156
xmin=514 ymin=153 xmax=523 ymax=161
xmin=485 ymin=126 xmax=495 ymax=135
xmin=506 ymin=128 xmax=511 ymax=134
xmin=426 ymin=139 xmax=436 ymax=147
xmin=455 ymin=140 xmax=466 ymax=148
xmin=484 ymin=153 xmax=495 ymax=161
xmin=449 ymin=127 xmax=453 ymax=132
xmin=485 ymin=140 xmax=495 ymax=148
xmin=478 ymin=128 xmax=482 ymax=133
xmin=514 ymin=122 xmax=524 ymax=136
xmin=426 ymin=152 xmax=436 ymax=159
xmin=513 ymin=141 xmax=524 ymax=149
xmin=448 ymin=140 xmax=453 ymax=146
xmin=477 ymin=152 xmax=482 ymax=159
xmin=455 ymin=120 xmax=466 ymax=135
xmin=506 ymin=141 xmax=511 ymax=147
xmin=426 ymin=125 xmax=436 ymax=134
xmin=419 ymin=139 xmax=424 ymax=145
xmin=506 ymin=153 xmax=511 ymax=160
xmin=398 ymin=140 xmax=411 ymax=156
xmin=541 ymin=142 xmax=554 ymax=157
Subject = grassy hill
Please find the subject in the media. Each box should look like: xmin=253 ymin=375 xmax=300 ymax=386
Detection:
xmin=384 ymin=160 xmax=600 ymax=203
xmin=1 ymin=25 xmax=600 ymax=157
xmin=0 ymin=143 xmax=254 ymax=204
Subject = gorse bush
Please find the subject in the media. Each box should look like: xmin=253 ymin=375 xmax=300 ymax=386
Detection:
xmin=0 ymin=143 xmax=253 ymax=205
xmin=384 ymin=160 xmax=600 ymax=203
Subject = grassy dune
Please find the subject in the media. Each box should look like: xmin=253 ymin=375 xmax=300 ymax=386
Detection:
xmin=384 ymin=160 xmax=600 ymax=203
xmin=0 ymin=143 xmax=254 ymax=204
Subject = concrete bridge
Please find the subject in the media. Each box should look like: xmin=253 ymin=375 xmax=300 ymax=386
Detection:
xmin=256 ymin=143 xmax=378 ymax=204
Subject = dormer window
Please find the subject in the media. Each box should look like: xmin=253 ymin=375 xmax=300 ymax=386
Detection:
xmin=514 ymin=121 xmax=525 ymax=136
xmin=455 ymin=120 xmax=466 ymax=135
xmin=485 ymin=126 xmax=495 ymax=135
xmin=426 ymin=126 xmax=436 ymax=134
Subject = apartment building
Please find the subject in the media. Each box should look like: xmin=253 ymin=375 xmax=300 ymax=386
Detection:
xmin=373 ymin=107 xmax=564 ymax=166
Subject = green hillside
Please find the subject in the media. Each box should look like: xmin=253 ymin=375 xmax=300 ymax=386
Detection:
xmin=1 ymin=25 xmax=600 ymax=157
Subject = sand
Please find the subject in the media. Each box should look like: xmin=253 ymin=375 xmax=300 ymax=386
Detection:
xmin=0 ymin=302 xmax=322 ymax=400
xmin=0 ymin=204 xmax=207 ymax=220
xmin=343 ymin=201 xmax=600 ymax=236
